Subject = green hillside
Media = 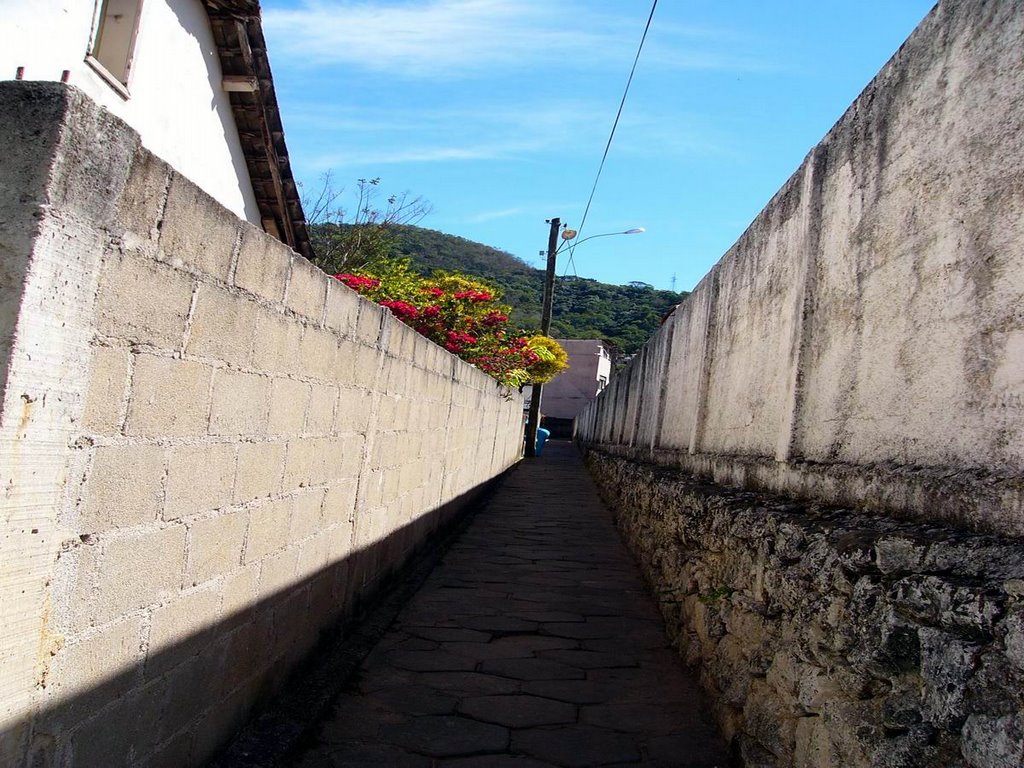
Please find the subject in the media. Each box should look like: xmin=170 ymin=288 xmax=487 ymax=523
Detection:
xmin=389 ymin=226 xmax=687 ymax=355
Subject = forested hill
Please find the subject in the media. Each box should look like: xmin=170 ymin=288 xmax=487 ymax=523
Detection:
xmin=391 ymin=225 xmax=687 ymax=354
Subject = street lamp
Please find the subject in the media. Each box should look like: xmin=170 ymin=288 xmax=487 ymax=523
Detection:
xmin=524 ymin=220 xmax=644 ymax=457
xmin=556 ymin=227 xmax=645 ymax=253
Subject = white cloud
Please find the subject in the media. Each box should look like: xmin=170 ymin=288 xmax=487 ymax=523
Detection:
xmin=292 ymin=99 xmax=613 ymax=172
xmin=465 ymin=206 xmax=526 ymax=223
xmin=263 ymin=0 xmax=772 ymax=78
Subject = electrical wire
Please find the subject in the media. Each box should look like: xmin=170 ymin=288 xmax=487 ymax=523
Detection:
xmin=563 ymin=0 xmax=658 ymax=278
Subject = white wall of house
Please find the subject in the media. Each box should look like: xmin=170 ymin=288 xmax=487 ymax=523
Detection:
xmin=0 ymin=0 xmax=261 ymax=224
xmin=542 ymin=340 xmax=613 ymax=421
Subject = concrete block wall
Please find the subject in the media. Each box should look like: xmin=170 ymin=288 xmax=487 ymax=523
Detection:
xmin=576 ymin=0 xmax=1024 ymax=536
xmin=0 ymin=83 xmax=523 ymax=767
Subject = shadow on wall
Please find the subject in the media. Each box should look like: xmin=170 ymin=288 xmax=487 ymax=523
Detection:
xmin=3 ymin=477 xmax=503 ymax=768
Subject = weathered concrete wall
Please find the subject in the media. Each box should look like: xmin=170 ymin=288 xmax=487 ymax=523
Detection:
xmin=1 ymin=0 xmax=261 ymax=222
xmin=576 ymin=0 xmax=1024 ymax=536
xmin=585 ymin=449 xmax=1024 ymax=768
xmin=0 ymin=82 xmax=523 ymax=767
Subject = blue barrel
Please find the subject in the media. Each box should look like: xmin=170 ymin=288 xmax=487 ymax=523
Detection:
xmin=535 ymin=427 xmax=551 ymax=456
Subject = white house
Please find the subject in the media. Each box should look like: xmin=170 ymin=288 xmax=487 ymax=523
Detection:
xmin=538 ymin=339 xmax=614 ymax=437
xmin=0 ymin=0 xmax=310 ymax=256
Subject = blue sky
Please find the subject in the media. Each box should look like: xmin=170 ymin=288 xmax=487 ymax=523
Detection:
xmin=262 ymin=0 xmax=936 ymax=291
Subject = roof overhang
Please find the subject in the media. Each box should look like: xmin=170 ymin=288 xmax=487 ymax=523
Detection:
xmin=202 ymin=0 xmax=312 ymax=260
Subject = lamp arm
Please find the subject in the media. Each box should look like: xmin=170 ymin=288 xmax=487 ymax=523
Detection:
xmin=555 ymin=231 xmax=618 ymax=254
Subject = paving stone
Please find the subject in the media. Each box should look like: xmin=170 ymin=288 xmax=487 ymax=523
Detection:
xmin=320 ymin=742 xmax=432 ymax=767
xmin=479 ymin=658 xmax=586 ymax=682
xmin=318 ymin=697 xmax=408 ymax=742
xmin=537 ymin=650 xmax=638 ymax=670
xmin=278 ymin=442 xmax=728 ymax=767
xmin=511 ymin=726 xmax=640 ymax=767
xmin=405 ymin=626 xmax=494 ymax=643
xmin=646 ymin=732 xmax=730 ymax=767
xmin=364 ymin=684 xmax=459 ymax=715
xmin=380 ymin=715 xmax=509 ymax=757
xmin=510 ymin=611 xmax=586 ymax=623
xmin=390 ymin=650 xmax=479 ymax=672
xmin=522 ymin=679 xmax=626 ymax=705
xmin=440 ymin=756 xmax=559 ymax=767
xmin=460 ymin=694 xmax=577 ymax=728
xmin=417 ymin=671 xmax=522 ymax=697
xmin=580 ymin=703 xmax=704 ymax=735
xmin=459 ymin=616 xmax=540 ymax=633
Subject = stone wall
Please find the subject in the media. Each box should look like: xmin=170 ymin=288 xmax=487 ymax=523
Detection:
xmin=585 ymin=449 xmax=1024 ymax=768
xmin=575 ymin=0 xmax=1024 ymax=537
xmin=0 ymin=83 xmax=523 ymax=767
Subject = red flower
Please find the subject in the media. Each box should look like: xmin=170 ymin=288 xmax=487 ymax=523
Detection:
xmin=482 ymin=311 xmax=509 ymax=327
xmin=422 ymin=305 xmax=441 ymax=318
xmin=380 ymin=300 xmax=419 ymax=320
xmin=422 ymin=286 xmax=445 ymax=297
xmin=334 ymin=274 xmax=380 ymax=291
xmin=452 ymin=290 xmax=492 ymax=302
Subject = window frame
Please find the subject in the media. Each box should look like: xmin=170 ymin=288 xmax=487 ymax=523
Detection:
xmin=85 ymin=0 xmax=145 ymax=99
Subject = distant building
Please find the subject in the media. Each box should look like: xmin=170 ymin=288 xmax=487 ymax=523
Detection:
xmin=539 ymin=339 xmax=613 ymax=438
xmin=2 ymin=0 xmax=310 ymax=257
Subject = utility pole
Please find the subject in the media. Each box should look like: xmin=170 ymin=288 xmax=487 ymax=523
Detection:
xmin=524 ymin=217 xmax=560 ymax=457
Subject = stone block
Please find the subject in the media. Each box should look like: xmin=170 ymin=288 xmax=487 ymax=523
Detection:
xmin=186 ymin=510 xmax=249 ymax=586
xmin=284 ymin=256 xmax=327 ymax=322
xmin=244 ymin=498 xmax=292 ymax=563
xmin=164 ymin=442 xmax=236 ymax=520
xmin=305 ymin=384 xmax=337 ymax=435
xmin=299 ymin=326 xmax=338 ymax=381
xmin=94 ymin=253 xmax=194 ymax=350
xmin=45 ymin=616 xmax=143 ymax=720
xmin=147 ymin=729 xmax=192 ymax=768
xmin=79 ymin=444 xmax=164 ymax=532
xmin=43 ymin=86 xmax=138 ymax=228
xmin=159 ymin=172 xmax=240 ymax=282
xmin=961 ymin=713 xmax=1024 ymax=768
xmin=267 ymin=377 xmax=310 ymax=435
xmin=289 ymin=488 xmax=326 ymax=542
xmin=190 ymin=687 xmax=254 ymax=767
xmin=325 ymin=516 xmax=356 ymax=566
xmin=332 ymin=339 xmax=356 ymax=385
xmin=323 ymin=480 xmax=358 ymax=528
xmin=234 ymin=441 xmax=286 ymax=503
xmin=233 ymin=225 xmax=291 ymax=303
xmin=355 ymin=301 xmax=383 ymax=346
xmin=116 ymin=146 xmax=169 ymax=241
xmin=69 ymin=681 xmax=165 ymax=768
xmin=157 ymin=642 xmax=225 ymax=744
xmin=125 ymin=353 xmax=212 ymax=437
xmin=283 ymin=439 xmax=316 ymax=489
xmin=314 ymin=437 xmax=348 ymax=484
xmin=260 ymin=546 xmax=300 ymax=597
xmin=251 ymin=310 xmax=304 ymax=376
xmin=353 ymin=345 xmax=381 ymax=388
xmin=146 ymin=585 xmax=222 ymax=676
xmin=185 ymin=284 xmax=259 ymax=367
xmin=336 ymin=389 xmax=372 ymax=433
xmin=296 ymin=533 xmax=329 ymax=581
xmin=72 ymin=525 xmax=187 ymax=628
xmin=82 ymin=345 xmax=131 ymax=434
xmin=324 ymin=279 xmax=360 ymax=337
xmin=222 ymin=565 xmax=259 ymax=624
xmin=209 ymin=369 xmax=271 ymax=436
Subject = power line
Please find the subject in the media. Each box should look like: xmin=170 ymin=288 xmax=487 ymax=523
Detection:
xmin=564 ymin=0 xmax=658 ymax=277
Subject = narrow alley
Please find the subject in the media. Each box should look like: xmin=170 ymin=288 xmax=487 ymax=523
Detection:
xmin=278 ymin=441 xmax=728 ymax=767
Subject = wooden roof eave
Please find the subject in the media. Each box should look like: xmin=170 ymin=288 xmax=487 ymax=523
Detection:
xmin=202 ymin=0 xmax=312 ymax=260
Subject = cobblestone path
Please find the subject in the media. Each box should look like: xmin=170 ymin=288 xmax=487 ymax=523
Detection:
xmin=288 ymin=441 xmax=728 ymax=767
